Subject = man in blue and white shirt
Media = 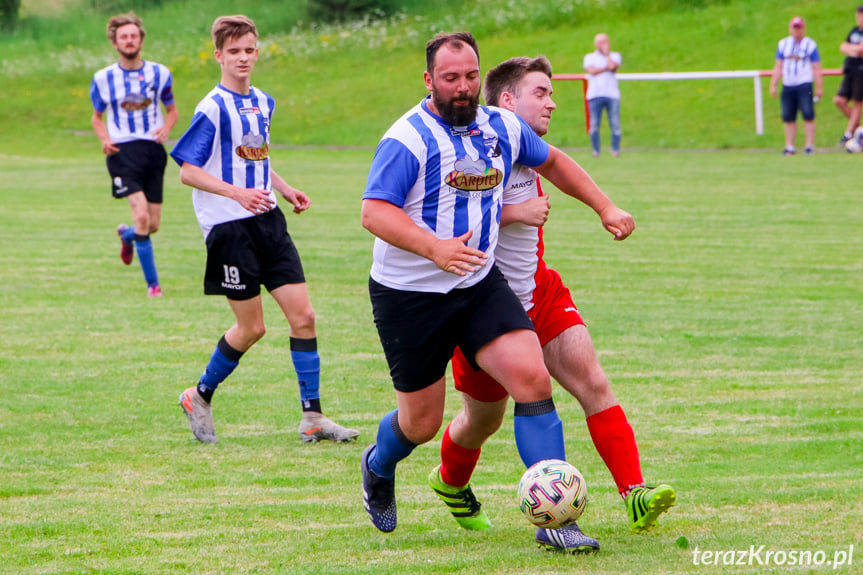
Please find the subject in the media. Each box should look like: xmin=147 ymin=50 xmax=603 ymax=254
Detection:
xmin=170 ymin=15 xmax=358 ymax=446
xmin=360 ymin=32 xmax=634 ymax=551
xmin=769 ymin=16 xmax=823 ymax=156
xmin=90 ymin=12 xmax=177 ymax=297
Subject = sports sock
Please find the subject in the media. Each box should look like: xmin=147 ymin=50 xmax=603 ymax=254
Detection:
xmin=368 ymin=410 xmax=416 ymax=479
xmin=133 ymin=233 xmax=159 ymax=287
xmin=290 ymin=337 xmax=321 ymax=413
xmin=513 ymin=398 xmax=565 ymax=467
xmin=439 ymin=423 xmax=481 ymax=488
xmin=586 ymin=404 xmax=644 ymax=498
xmin=197 ymin=335 xmax=244 ymax=403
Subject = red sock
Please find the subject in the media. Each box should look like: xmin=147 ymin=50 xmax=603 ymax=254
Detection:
xmin=439 ymin=423 xmax=481 ymax=488
xmin=586 ymin=405 xmax=644 ymax=498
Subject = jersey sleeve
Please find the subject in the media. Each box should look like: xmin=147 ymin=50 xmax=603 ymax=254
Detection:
xmin=160 ymin=67 xmax=175 ymax=107
xmin=363 ymin=137 xmax=420 ymax=208
xmin=514 ymin=116 xmax=550 ymax=168
xmin=90 ymin=77 xmax=106 ymax=112
xmin=170 ymin=111 xmax=216 ymax=167
xmin=811 ymin=45 xmax=821 ymax=63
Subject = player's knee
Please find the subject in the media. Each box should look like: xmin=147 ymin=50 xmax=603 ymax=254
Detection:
xmin=507 ymin=366 xmax=552 ymax=403
xmin=238 ymin=323 xmax=266 ymax=347
xmin=403 ymin=412 xmax=443 ymax=444
xmin=290 ymin=306 xmax=316 ymax=333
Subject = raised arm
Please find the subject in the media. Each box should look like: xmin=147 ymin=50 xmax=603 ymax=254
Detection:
xmin=534 ymin=146 xmax=635 ymax=240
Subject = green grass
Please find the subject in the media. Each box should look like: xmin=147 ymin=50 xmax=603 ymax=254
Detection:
xmin=1 ymin=149 xmax=861 ymax=574
xmin=1 ymin=0 xmax=861 ymax=153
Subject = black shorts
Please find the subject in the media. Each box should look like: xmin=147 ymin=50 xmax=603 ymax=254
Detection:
xmin=106 ymin=140 xmax=167 ymax=203
xmin=369 ymin=265 xmax=535 ymax=393
xmin=837 ymin=69 xmax=863 ymax=102
xmin=781 ymin=83 xmax=815 ymax=122
xmin=204 ymin=207 xmax=305 ymax=300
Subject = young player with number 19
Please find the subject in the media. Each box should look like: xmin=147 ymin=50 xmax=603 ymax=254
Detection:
xmin=169 ymin=15 xmax=358 ymax=445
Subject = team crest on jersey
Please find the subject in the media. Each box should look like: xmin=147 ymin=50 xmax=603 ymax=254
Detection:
xmin=120 ymin=93 xmax=153 ymax=111
xmin=235 ymin=132 xmax=269 ymax=161
xmin=445 ymin=156 xmax=503 ymax=193
xmin=483 ymin=136 xmax=501 ymax=158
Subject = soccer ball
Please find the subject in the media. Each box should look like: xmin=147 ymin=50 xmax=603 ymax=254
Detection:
xmin=845 ymin=126 xmax=863 ymax=153
xmin=517 ymin=459 xmax=587 ymax=529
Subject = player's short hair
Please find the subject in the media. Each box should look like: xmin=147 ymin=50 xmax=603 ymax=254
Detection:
xmin=483 ymin=56 xmax=553 ymax=107
xmin=107 ymin=12 xmax=145 ymax=43
xmin=211 ymin=15 xmax=258 ymax=51
xmin=426 ymin=32 xmax=480 ymax=74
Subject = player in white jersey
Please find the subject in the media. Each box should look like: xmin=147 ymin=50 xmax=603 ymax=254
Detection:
xmin=169 ymin=15 xmax=358 ymax=446
xmin=90 ymin=12 xmax=177 ymax=297
xmin=360 ymin=33 xmax=634 ymax=553
xmin=769 ymin=16 xmax=823 ymax=155
xmin=432 ymin=57 xmax=675 ymax=547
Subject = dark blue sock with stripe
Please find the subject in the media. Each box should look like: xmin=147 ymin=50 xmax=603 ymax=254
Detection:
xmin=134 ymin=233 xmax=159 ymax=287
xmin=197 ymin=336 xmax=244 ymax=403
xmin=513 ymin=398 xmax=566 ymax=467
xmin=290 ymin=337 xmax=321 ymax=413
xmin=368 ymin=409 xmax=416 ymax=479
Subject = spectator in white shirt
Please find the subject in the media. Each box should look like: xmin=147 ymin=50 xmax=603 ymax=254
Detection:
xmin=583 ymin=33 xmax=622 ymax=157
xmin=770 ymin=16 xmax=823 ymax=155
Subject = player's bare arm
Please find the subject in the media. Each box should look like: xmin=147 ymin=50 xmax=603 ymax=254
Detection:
xmin=151 ymin=103 xmax=178 ymax=144
xmin=179 ymin=162 xmax=275 ymax=214
xmin=769 ymin=60 xmax=783 ymax=98
xmin=536 ymin=146 xmax=635 ymax=240
xmin=90 ymin=110 xmax=119 ymax=155
xmin=500 ymin=193 xmax=550 ymax=227
xmin=361 ymin=198 xmax=487 ymax=276
xmin=271 ymin=169 xmax=310 ymax=214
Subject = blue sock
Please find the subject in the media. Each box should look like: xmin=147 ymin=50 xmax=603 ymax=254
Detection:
xmin=513 ymin=398 xmax=566 ymax=467
xmin=134 ymin=234 xmax=159 ymax=287
xmin=197 ymin=336 xmax=243 ymax=402
xmin=121 ymin=226 xmax=135 ymax=243
xmin=368 ymin=410 xmax=416 ymax=479
xmin=290 ymin=337 xmax=321 ymax=412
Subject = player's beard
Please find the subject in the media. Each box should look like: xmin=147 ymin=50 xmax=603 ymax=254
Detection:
xmin=433 ymin=90 xmax=479 ymax=127
xmin=119 ymin=47 xmax=141 ymax=60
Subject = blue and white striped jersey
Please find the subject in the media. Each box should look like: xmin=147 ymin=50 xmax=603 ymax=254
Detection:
xmin=363 ymin=97 xmax=550 ymax=293
xmin=170 ymin=84 xmax=276 ymax=237
xmin=776 ymin=36 xmax=820 ymax=87
xmin=90 ymin=61 xmax=174 ymax=144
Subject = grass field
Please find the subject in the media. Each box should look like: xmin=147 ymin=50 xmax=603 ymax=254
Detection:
xmin=1 ymin=148 xmax=861 ymax=574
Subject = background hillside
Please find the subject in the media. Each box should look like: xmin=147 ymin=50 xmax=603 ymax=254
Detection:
xmin=0 ymin=0 xmax=857 ymax=156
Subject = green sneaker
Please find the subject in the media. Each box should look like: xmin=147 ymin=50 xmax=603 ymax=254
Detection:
xmin=427 ymin=465 xmax=491 ymax=530
xmin=626 ymin=484 xmax=676 ymax=533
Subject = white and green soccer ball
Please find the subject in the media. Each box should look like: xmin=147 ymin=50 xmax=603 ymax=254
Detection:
xmin=517 ymin=459 xmax=587 ymax=529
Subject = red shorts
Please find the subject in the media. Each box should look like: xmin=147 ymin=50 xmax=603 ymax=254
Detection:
xmin=452 ymin=265 xmax=584 ymax=402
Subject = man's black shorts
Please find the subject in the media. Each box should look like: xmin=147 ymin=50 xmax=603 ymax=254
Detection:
xmin=106 ymin=140 xmax=167 ymax=203
xmin=369 ymin=265 xmax=535 ymax=393
xmin=204 ymin=207 xmax=305 ymax=300
xmin=837 ymin=69 xmax=863 ymax=102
